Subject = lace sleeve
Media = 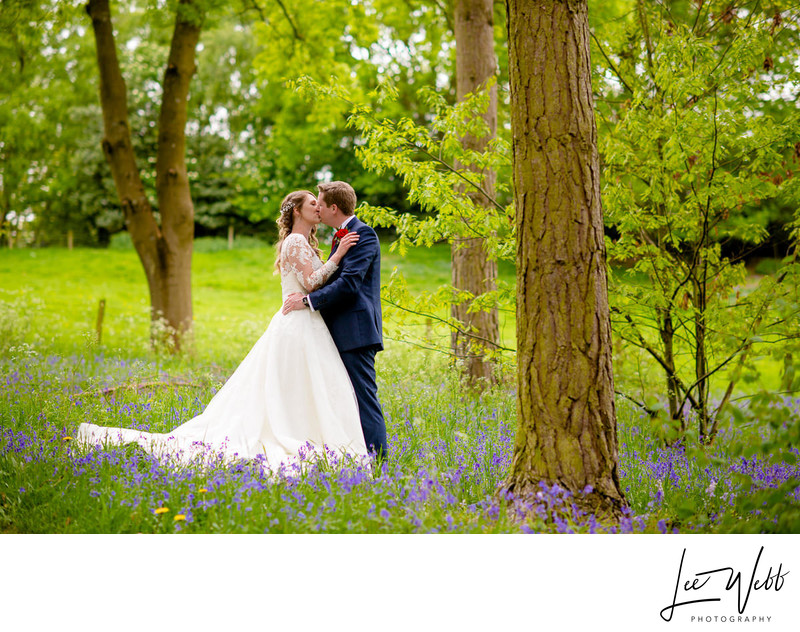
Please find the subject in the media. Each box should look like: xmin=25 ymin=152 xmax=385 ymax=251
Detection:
xmin=281 ymin=234 xmax=338 ymax=292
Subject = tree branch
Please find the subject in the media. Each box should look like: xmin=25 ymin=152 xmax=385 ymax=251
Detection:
xmin=80 ymin=380 xmax=205 ymax=396
xmin=408 ymin=141 xmax=507 ymax=215
xmin=589 ymin=31 xmax=636 ymax=96
xmin=615 ymin=389 xmax=658 ymax=417
xmin=382 ymin=296 xmax=514 ymax=352
xmin=271 ymin=0 xmax=303 ymax=40
xmin=611 ymin=306 xmax=702 ymax=413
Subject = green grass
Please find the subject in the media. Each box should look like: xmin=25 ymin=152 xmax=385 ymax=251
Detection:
xmin=1 ymin=244 xmax=280 ymax=361
xmin=1 ymin=239 xmax=779 ymax=397
xmin=1 ymin=242 xmax=799 ymax=534
xmin=0 ymin=238 xmax=787 ymax=401
xmin=0 ymin=238 xmax=516 ymax=363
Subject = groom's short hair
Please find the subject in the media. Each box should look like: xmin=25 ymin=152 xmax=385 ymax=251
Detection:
xmin=318 ymin=181 xmax=356 ymax=216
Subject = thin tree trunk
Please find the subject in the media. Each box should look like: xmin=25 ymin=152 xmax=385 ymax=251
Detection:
xmin=451 ymin=0 xmax=500 ymax=386
xmin=14 ymin=211 xmax=23 ymax=248
xmin=782 ymin=353 xmax=794 ymax=392
xmin=659 ymin=307 xmax=683 ymax=431
xmin=503 ymin=0 xmax=625 ymax=519
xmin=1 ymin=189 xmax=11 ymax=249
xmin=1 ymin=186 xmax=9 ymax=249
xmin=694 ymin=276 xmax=710 ymax=441
xmin=86 ymin=0 xmax=201 ymax=348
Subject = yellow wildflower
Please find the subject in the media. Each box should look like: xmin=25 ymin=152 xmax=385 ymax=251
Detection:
xmin=198 ymin=488 xmax=208 ymax=493
xmin=154 ymin=507 xmax=169 ymax=515
xmin=174 ymin=514 xmax=186 ymax=522
xmin=63 ymin=436 xmax=73 ymax=442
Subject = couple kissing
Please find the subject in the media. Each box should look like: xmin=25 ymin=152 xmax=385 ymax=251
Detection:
xmin=77 ymin=181 xmax=387 ymax=470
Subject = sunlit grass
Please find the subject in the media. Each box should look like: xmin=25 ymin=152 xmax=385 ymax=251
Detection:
xmin=0 ymin=237 xmax=518 ymax=363
xmin=1 ymin=241 xmax=798 ymax=533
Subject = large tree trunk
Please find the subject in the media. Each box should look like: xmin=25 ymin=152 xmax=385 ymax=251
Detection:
xmin=86 ymin=0 xmax=200 ymax=348
xmin=451 ymin=0 xmax=500 ymax=386
xmin=503 ymin=0 xmax=625 ymax=520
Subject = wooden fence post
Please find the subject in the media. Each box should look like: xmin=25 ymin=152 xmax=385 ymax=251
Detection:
xmin=96 ymin=299 xmax=106 ymax=344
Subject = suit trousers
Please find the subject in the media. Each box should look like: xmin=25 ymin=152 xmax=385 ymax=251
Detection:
xmin=339 ymin=346 xmax=387 ymax=460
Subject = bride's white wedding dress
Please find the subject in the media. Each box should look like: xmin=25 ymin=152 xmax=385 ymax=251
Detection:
xmin=76 ymin=233 xmax=368 ymax=470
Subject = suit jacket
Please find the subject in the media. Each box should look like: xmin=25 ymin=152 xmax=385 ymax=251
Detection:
xmin=309 ymin=216 xmax=383 ymax=353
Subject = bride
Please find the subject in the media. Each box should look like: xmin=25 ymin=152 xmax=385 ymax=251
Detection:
xmin=76 ymin=190 xmax=369 ymax=470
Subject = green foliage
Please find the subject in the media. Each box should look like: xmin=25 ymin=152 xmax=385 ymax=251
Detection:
xmin=244 ymin=0 xmax=458 ymax=224
xmin=191 ymin=235 xmax=270 ymax=252
xmin=349 ymin=82 xmax=514 ymax=254
xmin=719 ymin=392 xmax=800 ymax=532
xmin=594 ymin=1 xmax=800 ymax=440
xmin=291 ymin=76 xmax=515 ymax=359
xmin=0 ymin=0 xmax=491 ymax=248
xmin=0 ymin=2 xmax=104 ymax=247
xmin=380 ymin=267 xmax=515 ymax=372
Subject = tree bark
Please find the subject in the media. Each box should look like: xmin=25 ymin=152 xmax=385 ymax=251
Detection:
xmin=693 ymin=274 xmax=710 ymax=441
xmin=503 ymin=0 xmax=625 ymax=520
xmin=658 ymin=307 xmax=683 ymax=431
xmin=1 ymin=187 xmax=11 ymax=249
xmin=86 ymin=0 xmax=200 ymax=348
xmin=451 ymin=0 xmax=500 ymax=386
xmin=155 ymin=0 xmax=201 ymax=340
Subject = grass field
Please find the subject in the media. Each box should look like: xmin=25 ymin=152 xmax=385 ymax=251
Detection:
xmin=0 ymin=238 xmax=514 ymax=364
xmin=1 ymin=239 xmax=799 ymax=533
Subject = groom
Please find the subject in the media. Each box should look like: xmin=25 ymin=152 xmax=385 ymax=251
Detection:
xmin=282 ymin=181 xmax=387 ymax=461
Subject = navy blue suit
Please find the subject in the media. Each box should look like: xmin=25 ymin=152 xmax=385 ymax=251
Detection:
xmin=309 ymin=217 xmax=386 ymax=459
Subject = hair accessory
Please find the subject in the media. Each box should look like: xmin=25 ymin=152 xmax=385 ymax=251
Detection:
xmin=280 ymin=201 xmax=294 ymax=215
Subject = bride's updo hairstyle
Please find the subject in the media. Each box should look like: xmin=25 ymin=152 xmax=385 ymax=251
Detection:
xmin=275 ymin=190 xmax=323 ymax=272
